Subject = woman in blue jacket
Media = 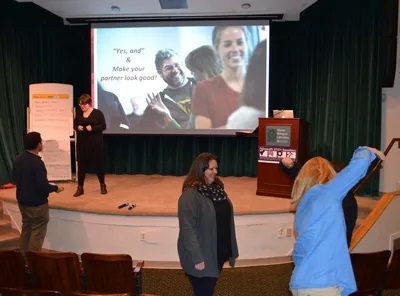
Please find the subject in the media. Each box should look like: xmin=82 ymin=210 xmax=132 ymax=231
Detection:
xmin=290 ymin=146 xmax=385 ymax=296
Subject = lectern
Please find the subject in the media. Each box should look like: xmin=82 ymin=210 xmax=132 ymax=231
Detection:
xmin=257 ymin=118 xmax=309 ymax=198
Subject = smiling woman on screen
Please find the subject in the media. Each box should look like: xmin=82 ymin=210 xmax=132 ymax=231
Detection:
xmin=226 ymin=40 xmax=266 ymax=130
xmin=191 ymin=26 xmax=250 ymax=129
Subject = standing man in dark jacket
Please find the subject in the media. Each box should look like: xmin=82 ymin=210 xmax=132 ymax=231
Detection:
xmin=12 ymin=132 xmax=64 ymax=253
xmin=279 ymin=158 xmax=358 ymax=247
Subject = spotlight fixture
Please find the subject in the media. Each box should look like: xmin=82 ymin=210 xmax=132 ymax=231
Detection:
xmin=111 ymin=5 xmax=120 ymax=12
xmin=241 ymin=3 xmax=251 ymax=9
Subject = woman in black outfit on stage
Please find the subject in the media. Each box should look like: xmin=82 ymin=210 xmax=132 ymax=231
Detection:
xmin=73 ymin=94 xmax=107 ymax=197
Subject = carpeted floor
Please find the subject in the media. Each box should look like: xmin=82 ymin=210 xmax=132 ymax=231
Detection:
xmin=141 ymin=264 xmax=400 ymax=296
xmin=142 ymin=264 xmax=398 ymax=295
xmin=142 ymin=262 xmax=295 ymax=296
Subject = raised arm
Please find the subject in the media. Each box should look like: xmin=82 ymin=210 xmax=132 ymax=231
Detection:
xmin=323 ymin=146 xmax=382 ymax=201
xmin=178 ymin=189 xmax=204 ymax=265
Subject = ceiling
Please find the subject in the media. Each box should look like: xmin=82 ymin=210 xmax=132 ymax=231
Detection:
xmin=15 ymin=0 xmax=318 ymax=24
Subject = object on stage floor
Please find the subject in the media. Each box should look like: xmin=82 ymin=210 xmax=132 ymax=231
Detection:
xmin=128 ymin=204 xmax=136 ymax=210
xmin=118 ymin=202 xmax=130 ymax=209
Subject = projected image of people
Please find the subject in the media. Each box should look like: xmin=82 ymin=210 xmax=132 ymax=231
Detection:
xmin=226 ymin=40 xmax=267 ymax=130
xmin=192 ymin=26 xmax=249 ymax=129
xmin=138 ymin=49 xmax=196 ymax=129
xmin=185 ymin=45 xmax=223 ymax=82
xmin=92 ymin=21 xmax=269 ymax=135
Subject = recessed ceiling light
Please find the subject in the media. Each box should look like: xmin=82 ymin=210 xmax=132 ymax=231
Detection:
xmin=111 ymin=5 xmax=120 ymax=12
xmin=242 ymin=3 xmax=251 ymax=9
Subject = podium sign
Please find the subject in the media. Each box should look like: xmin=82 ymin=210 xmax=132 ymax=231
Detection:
xmin=257 ymin=118 xmax=309 ymax=198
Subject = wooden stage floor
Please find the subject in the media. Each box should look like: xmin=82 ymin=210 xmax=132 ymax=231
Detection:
xmin=0 ymin=174 xmax=294 ymax=216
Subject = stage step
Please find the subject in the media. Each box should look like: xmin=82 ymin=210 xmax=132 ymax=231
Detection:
xmin=0 ymin=214 xmax=12 ymax=234
xmin=354 ymin=196 xmax=378 ymax=231
xmin=0 ymin=201 xmax=19 ymax=250
xmin=0 ymin=230 xmax=20 ymax=250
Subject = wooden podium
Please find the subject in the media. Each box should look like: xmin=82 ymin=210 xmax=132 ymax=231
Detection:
xmin=256 ymin=118 xmax=309 ymax=198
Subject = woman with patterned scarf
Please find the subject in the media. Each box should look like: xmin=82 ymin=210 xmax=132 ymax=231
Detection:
xmin=177 ymin=152 xmax=239 ymax=296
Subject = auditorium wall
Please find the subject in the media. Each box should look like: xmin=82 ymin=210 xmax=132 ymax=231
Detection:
xmin=380 ymin=2 xmax=400 ymax=193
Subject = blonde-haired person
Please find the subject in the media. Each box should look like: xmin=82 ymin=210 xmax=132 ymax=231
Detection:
xmin=280 ymin=158 xmax=357 ymax=247
xmin=290 ymin=146 xmax=385 ymax=296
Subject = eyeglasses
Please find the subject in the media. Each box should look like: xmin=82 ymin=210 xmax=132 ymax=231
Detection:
xmin=162 ymin=63 xmax=181 ymax=72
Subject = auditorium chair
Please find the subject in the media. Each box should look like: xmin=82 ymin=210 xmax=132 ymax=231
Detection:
xmin=383 ymin=248 xmax=400 ymax=291
xmin=0 ymin=288 xmax=61 ymax=296
xmin=350 ymin=291 xmax=375 ymax=296
xmin=350 ymin=250 xmax=391 ymax=295
xmin=0 ymin=249 xmax=29 ymax=288
xmin=80 ymin=253 xmax=146 ymax=295
xmin=66 ymin=294 xmax=157 ymax=296
xmin=26 ymin=251 xmax=82 ymax=293
xmin=65 ymin=293 xmax=131 ymax=296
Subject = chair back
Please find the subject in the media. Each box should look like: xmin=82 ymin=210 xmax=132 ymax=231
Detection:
xmin=26 ymin=251 xmax=82 ymax=292
xmin=349 ymin=291 xmax=375 ymax=296
xmin=384 ymin=248 xmax=400 ymax=289
xmin=81 ymin=253 xmax=135 ymax=294
xmin=66 ymin=293 xmax=131 ymax=296
xmin=0 ymin=249 xmax=28 ymax=288
xmin=0 ymin=288 xmax=61 ymax=296
xmin=351 ymin=250 xmax=391 ymax=292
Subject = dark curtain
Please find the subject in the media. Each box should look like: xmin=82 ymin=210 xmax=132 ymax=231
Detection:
xmin=0 ymin=0 xmax=384 ymax=195
xmin=291 ymin=0 xmax=383 ymax=195
xmin=104 ymin=135 xmax=257 ymax=176
xmin=268 ymin=22 xmax=299 ymax=113
xmin=0 ymin=0 xmax=90 ymax=184
xmin=0 ymin=1 xmax=64 ymax=184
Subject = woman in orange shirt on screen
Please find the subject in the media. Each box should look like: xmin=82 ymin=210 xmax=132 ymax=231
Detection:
xmin=191 ymin=26 xmax=250 ymax=129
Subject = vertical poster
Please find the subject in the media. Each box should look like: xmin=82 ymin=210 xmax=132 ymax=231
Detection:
xmin=29 ymin=83 xmax=73 ymax=181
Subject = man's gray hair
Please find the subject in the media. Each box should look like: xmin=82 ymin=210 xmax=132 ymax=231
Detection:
xmin=155 ymin=48 xmax=179 ymax=72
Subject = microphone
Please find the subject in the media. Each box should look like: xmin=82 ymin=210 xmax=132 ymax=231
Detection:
xmin=128 ymin=204 xmax=136 ymax=210
xmin=118 ymin=202 xmax=130 ymax=209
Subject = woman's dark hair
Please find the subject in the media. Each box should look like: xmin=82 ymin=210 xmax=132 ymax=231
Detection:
xmin=79 ymin=94 xmax=92 ymax=106
xmin=24 ymin=132 xmax=42 ymax=150
xmin=182 ymin=152 xmax=223 ymax=191
xmin=239 ymin=40 xmax=267 ymax=110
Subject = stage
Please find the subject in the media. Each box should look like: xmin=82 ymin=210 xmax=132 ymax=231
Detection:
xmin=0 ymin=174 xmax=377 ymax=263
xmin=0 ymin=175 xmax=298 ymax=262
xmin=0 ymin=174 xmax=294 ymax=216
